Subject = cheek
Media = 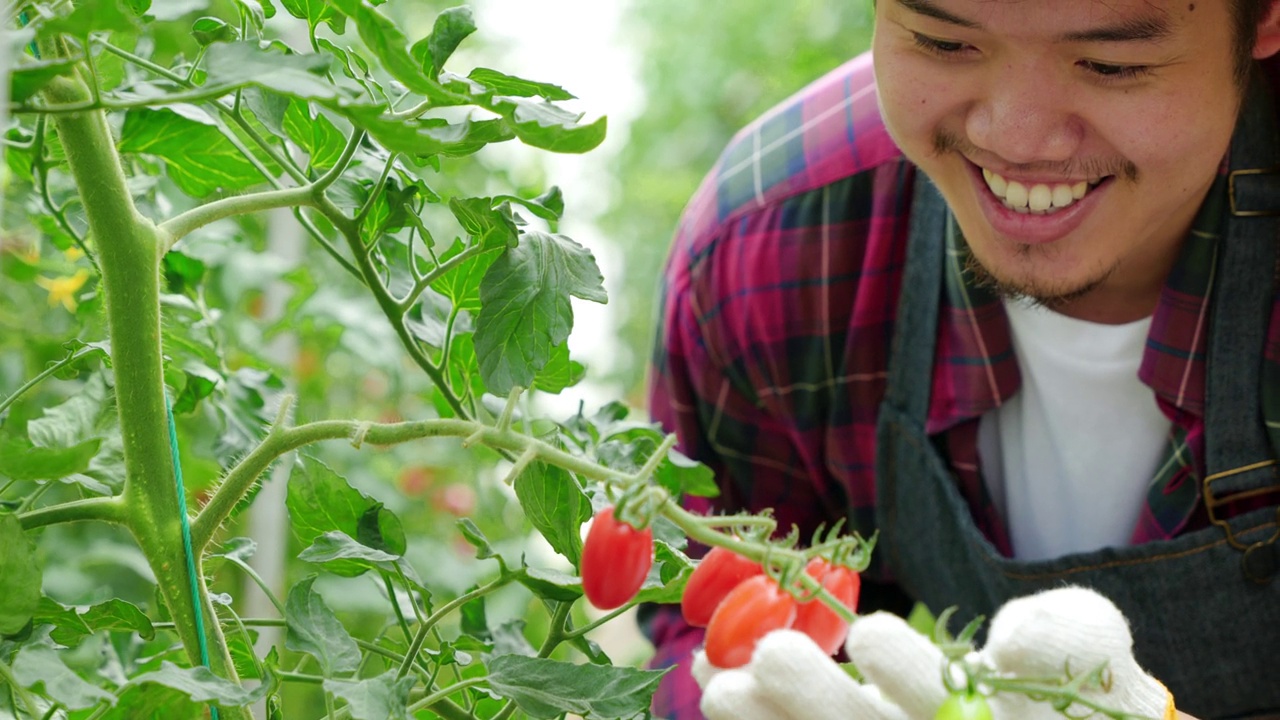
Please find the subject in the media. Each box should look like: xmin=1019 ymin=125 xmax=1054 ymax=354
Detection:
xmin=874 ymin=57 xmax=955 ymax=148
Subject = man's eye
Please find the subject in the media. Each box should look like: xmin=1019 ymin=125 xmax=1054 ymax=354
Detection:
xmin=911 ymin=33 xmax=969 ymax=56
xmin=1079 ymin=60 xmax=1151 ymax=81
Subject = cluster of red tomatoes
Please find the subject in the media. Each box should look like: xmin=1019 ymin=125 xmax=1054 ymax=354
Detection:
xmin=579 ymin=507 xmax=860 ymax=669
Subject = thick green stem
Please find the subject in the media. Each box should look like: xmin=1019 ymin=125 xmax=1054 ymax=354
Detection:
xmin=37 ymin=61 xmax=249 ymax=720
xmin=18 ymin=497 xmax=125 ymax=530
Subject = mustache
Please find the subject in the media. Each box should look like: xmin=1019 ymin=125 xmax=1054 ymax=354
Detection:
xmin=933 ymin=129 xmax=1139 ymax=183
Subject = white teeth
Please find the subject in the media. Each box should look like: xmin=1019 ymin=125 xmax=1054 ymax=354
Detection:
xmin=1004 ymin=181 xmax=1029 ymax=209
xmin=1028 ymin=184 xmax=1052 ymax=212
xmin=982 ymin=169 xmax=1097 ymax=214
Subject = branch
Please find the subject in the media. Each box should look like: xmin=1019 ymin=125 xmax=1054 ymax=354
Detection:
xmin=18 ymin=496 xmax=126 ymax=530
xmin=158 ymin=185 xmax=317 ymax=252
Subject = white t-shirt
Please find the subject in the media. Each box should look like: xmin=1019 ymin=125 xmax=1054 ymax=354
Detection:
xmin=976 ymin=298 xmax=1173 ymax=561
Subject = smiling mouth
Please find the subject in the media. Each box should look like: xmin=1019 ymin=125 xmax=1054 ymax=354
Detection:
xmin=981 ymin=168 xmax=1109 ymax=215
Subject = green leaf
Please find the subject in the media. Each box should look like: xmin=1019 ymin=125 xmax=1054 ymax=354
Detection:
xmin=449 ymin=198 xmax=519 ymax=250
xmin=488 ymin=96 xmax=607 ymax=154
xmin=456 ymin=518 xmax=497 ymax=560
xmin=202 ymin=42 xmax=340 ymax=102
xmin=468 ymin=68 xmax=574 ymax=101
xmin=283 ymin=100 xmax=346 ymax=172
xmin=40 ymin=0 xmax=142 ymax=37
xmin=99 ymin=684 xmax=202 ymax=720
xmin=431 ymin=244 xmax=502 ymax=314
xmin=241 ymin=86 xmax=291 ymax=137
xmin=653 ymin=449 xmax=719 ymax=498
xmin=0 ymin=514 xmax=40 ymax=635
xmin=635 ymin=542 xmax=694 ymax=605
xmin=11 ymin=58 xmax=78 ymax=103
xmin=474 ymin=230 xmax=607 ymax=395
xmin=412 ymin=6 xmax=476 ymax=79
xmin=280 ymin=0 xmax=346 ymax=33
xmin=512 ymin=462 xmax=590 ymax=566
xmin=298 ymin=530 xmax=401 ymax=577
xmin=232 ymin=0 xmax=275 ymax=28
xmin=285 ymin=576 xmax=361 ymax=674
xmin=339 ymin=107 xmax=515 ymax=160
xmin=286 ymin=457 xmax=406 ymax=556
xmin=13 ymin=643 xmax=116 ymax=710
xmin=173 ymin=364 xmax=220 ymax=415
xmin=191 ymin=16 xmax=237 ymax=46
xmin=129 ymin=661 xmax=272 ymax=707
xmin=36 ymin=598 xmax=155 ymax=645
xmin=27 ymin=372 xmax=111 ymax=448
xmin=118 ymin=108 xmax=264 ymax=198
xmin=513 ymin=567 xmax=581 ymax=603
xmin=329 ymin=0 xmax=452 ymax=101
xmin=485 ymin=655 xmax=669 ymax=720
xmin=0 ymin=436 xmax=100 ymax=481
xmin=495 ymin=185 xmax=566 ymax=222
xmin=532 ymin=342 xmax=585 ymax=394
xmin=323 ymin=670 xmax=416 ymax=720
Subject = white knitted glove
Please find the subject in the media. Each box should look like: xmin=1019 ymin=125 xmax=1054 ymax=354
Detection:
xmin=696 ymin=586 xmax=1177 ymax=720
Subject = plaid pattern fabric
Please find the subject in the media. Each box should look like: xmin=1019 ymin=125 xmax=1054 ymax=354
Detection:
xmin=644 ymin=51 xmax=1280 ymax=720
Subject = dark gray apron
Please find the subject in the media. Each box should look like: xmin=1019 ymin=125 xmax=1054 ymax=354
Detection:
xmin=874 ymin=76 xmax=1280 ymax=718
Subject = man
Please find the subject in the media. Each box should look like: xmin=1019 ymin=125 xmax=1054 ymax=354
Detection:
xmin=644 ymin=1 xmax=1280 ymax=717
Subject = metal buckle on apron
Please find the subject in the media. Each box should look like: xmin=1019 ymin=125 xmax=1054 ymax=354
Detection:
xmin=1228 ymin=166 xmax=1280 ymax=216
xmin=1203 ymin=459 xmax=1280 ymax=584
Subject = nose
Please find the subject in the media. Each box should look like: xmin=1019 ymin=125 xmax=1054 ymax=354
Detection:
xmin=964 ymin=64 xmax=1082 ymax=166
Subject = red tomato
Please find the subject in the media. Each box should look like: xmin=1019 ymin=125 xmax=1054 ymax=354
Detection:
xmin=580 ymin=507 xmax=654 ymax=610
xmin=704 ymin=575 xmax=797 ymax=668
xmin=934 ymin=692 xmax=994 ymax=720
xmin=680 ymin=547 xmax=764 ymax=627
xmin=791 ymin=558 xmax=861 ymax=655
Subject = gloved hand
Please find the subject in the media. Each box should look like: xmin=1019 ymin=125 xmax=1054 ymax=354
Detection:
xmin=695 ymin=586 xmax=1176 ymax=720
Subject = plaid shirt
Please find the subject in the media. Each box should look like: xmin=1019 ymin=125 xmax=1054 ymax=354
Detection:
xmin=644 ymin=52 xmax=1280 ymax=719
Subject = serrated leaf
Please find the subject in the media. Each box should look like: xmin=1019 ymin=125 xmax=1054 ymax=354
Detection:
xmin=512 ymin=462 xmax=590 ymax=566
xmin=281 ymin=0 xmax=345 ymax=33
xmin=27 ymin=372 xmax=111 ymax=448
xmin=286 ymin=458 xmax=406 ymax=557
xmin=456 ymin=518 xmax=497 ymax=560
xmin=38 ymin=598 xmax=155 ymax=645
xmin=283 ymin=100 xmax=346 ymax=172
xmin=468 ymin=68 xmax=574 ymax=101
xmin=129 ymin=661 xmax=272 ymax=706
xmin=40 ymin=0 xmax=142 ymax=37
xmin=495 ymin=185 xmax=565 ymax=222
xmin=202 ymin=42 xmax=339 ymax=102
xmin=99 ymin=683 xmax=202 ymax=720
xmin=324 ymin=670 xmax=416 ymax=720
xmin=240 ymin=86 xmax=290 ymax=136
xmin=488 ymin=96 xmax=607 ymax=154
xmin=449 ymin=197 xmax=519 ymax=250
xmin=653 ymin=449 xmax=719 ymax=498
xmin=118 ymin=108 xmax=264 ymax=198
xmin=339 ymin=106 xmax=515 ymax=160
xmin=532 ymin=342 xmax=584 ymax=394
xmin=329 ymin=0 xmax=454 ymax=102
xmin=285 ymin=576 xmax=361 ymax=674
xmin=412 ymin=6 xmax=476 ymax=79
xmin=0 ymin=514 xmax=40 ymax=635
xmin=191 ymin=16 xmax=237 ymax=46
xmin=0 ymin=436 xmax=101 ymax=481
xmin=431 ymin=244 xmax=502 ymax=314
xmin=11 ymin=58 xmax=78 ymax=103
xmin=474 ymin=230 xmax=607 ymax=395
xmin=298 ymin=530 xmax=401 ymax=577
xmin=514 ymin=567 xmax=581 ymax=603
xmin=634 ymin=542 xmax=693 ymax=605
xmin=485 ymin=655 xmax=669 ymax=720
xmin=13 ymin=643 xmax=116 ymax=710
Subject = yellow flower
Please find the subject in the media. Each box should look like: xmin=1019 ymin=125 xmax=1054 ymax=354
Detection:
xmin=64 ymin=247 xmax=84 ymax=261
xmin=36 ymin=269 xmax=90 ymax=312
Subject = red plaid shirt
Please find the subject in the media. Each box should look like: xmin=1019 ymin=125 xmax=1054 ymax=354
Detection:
xmin=644 ymin=52 xmax=1280 ymax=719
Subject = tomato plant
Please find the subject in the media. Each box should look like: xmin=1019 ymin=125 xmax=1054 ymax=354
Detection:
xmin=581 ymin=507 xmax=654 ymax=610
xmin=680 ymin=546 xmax=763 ymax=627
xmin=703 ymin=575 xmax=798 ymax=668
xmin=791 ymin=558 xmax=860 ymax=655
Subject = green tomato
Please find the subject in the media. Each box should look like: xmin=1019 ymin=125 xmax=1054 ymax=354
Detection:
xmin=934 ymin=692 xmax=994 ymax=720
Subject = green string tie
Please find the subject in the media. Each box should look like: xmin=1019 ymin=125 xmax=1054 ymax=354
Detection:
xmin=166 ymin=394 xmax=220 ymax=720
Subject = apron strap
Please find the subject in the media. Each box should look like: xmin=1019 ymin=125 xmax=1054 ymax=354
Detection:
xmin=1203 ymin=70 xmax=1280 ymax=581
xmin=884 ymin=171 xmax=948 ymax=421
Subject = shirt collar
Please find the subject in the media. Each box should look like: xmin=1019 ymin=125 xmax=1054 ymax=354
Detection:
xmin=926 ymin=170 xmax=1228 ymax=434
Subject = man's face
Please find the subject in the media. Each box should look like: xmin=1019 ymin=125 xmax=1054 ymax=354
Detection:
xmin=873 ymin=0 xmax=1244 ymax=320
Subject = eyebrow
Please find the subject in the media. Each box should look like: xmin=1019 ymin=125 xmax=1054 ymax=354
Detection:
xmin=894 ymin=0 xmax=1174 ymax=43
